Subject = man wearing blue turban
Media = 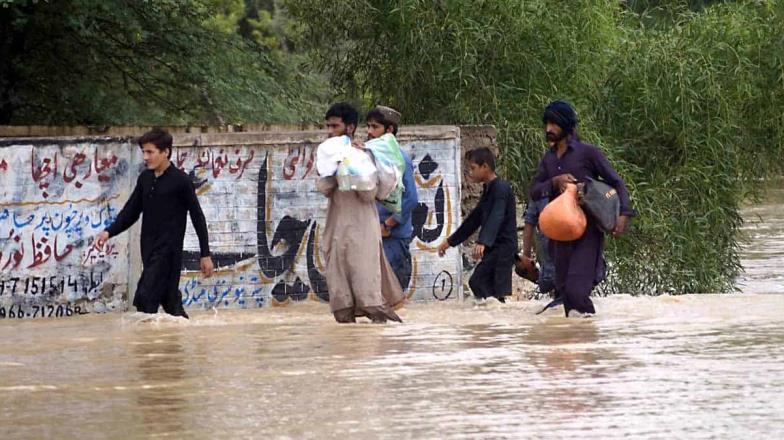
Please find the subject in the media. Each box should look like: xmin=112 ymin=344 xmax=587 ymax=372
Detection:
xmin=529 ymin=101 xmax=635 ymax=317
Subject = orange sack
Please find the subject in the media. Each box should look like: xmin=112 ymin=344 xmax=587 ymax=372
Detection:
xmin=539 ymin=183 xmax=586 ymax=241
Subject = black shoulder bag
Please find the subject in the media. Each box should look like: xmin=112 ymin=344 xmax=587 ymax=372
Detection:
xmin=577 ymin=177 xmax=619 ymax=233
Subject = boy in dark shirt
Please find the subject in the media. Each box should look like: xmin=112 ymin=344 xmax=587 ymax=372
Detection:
xmin=437 ymin=147 xmax=517 ymax=303
xmin=96 ymin=128 xmax=213 ymax=318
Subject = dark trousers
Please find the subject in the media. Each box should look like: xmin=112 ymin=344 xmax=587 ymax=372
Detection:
xmin=382 ymin=237 xmax=412 ymax=290
xmin=557 ymin=274 xmax=596 ymax=315
xmin=134 ymin=249 xmax=189 ymax=318
xmin=553 ymin=225 xmax=604 ymax=316
xmin=469 ymin=244 xmax=514 ymax=300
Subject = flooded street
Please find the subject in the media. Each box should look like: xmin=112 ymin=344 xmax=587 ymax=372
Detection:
xmin=1 ymin=297 xmax=783 ymax=439
xmin=739 ymin=184 xmax=784 ymax=294
xmin=1 ymin=186 xmax=783 ymax=439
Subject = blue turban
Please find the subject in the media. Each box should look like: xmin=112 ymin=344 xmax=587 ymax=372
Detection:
xmin=542 ymin=101 xmax=578 ymax=135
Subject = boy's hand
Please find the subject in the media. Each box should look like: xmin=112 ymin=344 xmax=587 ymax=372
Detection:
xmin=473 ymin=243 xmax=486 ymax=260
xmin=200 ymin=256 xmax=214 ymax=278
xmin=95 ymin=231 xmax=109 ymax=248
xmin=437 ymin=240 xmax=450 ymax=257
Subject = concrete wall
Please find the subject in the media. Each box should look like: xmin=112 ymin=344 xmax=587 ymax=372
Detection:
xmin=0 ymin=123 xmax=321 ymax=138
xmin=0 ymin=126 xmax=480 ymax=318
xmin=0 ymin=136 xmax=135 ymax=319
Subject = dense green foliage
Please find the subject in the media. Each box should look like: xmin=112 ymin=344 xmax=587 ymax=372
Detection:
xmin=286 ymin=0 xmax=784 ymax=294
xmin=2 ymin=0 xmax=781 ymax=294
xmin=0 ymin=0 xmax=326 ymax=124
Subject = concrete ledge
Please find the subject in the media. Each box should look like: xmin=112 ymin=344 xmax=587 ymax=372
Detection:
xmin=0 ymin=125 xmax=463 ymax=148
xmin=0 ymin=123 xmax=321 ymax=137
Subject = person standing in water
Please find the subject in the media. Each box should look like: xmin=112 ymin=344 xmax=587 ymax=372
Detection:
xmin=96 ymin=128 xmax=213 ymax=318
xmin=529 ymin=101 xmax=634 ymax=317
xmin=437 ymin=147 xmax=517 ymax=303
xmin=517 ymin=196 xmax=559 ymax=309
xmin=364 ymin=105 xmax=418 ymax=291
xmin=317 ymin=102 xmax=405 ymax=323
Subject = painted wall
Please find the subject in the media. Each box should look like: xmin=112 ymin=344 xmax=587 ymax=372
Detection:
xmin=0 ymin=137 xmax=134 ymax=319
xmin=173 ymin=128 xmax=463 ymax=309
xmin=0 ymin=126 xmax=468 ymax=318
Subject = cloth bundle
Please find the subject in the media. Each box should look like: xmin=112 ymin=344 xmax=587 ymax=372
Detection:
xmin=316 ymin=135 xmax=378 ymax=191
xmin=316 ymin=134 xmax=405 ymax=213
xmin=364 ymin=134 xmax=406 ymax=214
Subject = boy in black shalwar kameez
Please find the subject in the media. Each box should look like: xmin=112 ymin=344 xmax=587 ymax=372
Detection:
xmin=437 ymin=147 xmax=517 ymax=302
xmin=96 ymin=128 xmax=214 ymax=318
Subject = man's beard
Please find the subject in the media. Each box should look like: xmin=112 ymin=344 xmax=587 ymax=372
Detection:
xmin=546 ymin=131 xmax=567 ymax=147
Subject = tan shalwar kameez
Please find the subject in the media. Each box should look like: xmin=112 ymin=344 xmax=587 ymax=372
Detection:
xmin=317 ymin=156 xmax=405 ymax=323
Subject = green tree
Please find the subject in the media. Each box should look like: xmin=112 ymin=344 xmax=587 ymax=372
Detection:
xmin=0 ymin=0 xmax=324 ymax=124
xmin=598 ymin=1 xmax=784 ymax=293
xmin=286 ymin=0 xmax=784 ymax=294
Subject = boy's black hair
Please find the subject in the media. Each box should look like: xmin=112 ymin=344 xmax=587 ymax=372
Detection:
xmin=465 ymin=147 xmax=496 ymax=171
xmin=325 ymin=102 xmax=359 ymax=127
xmin=137 ymin=127 xmax=173 ymax=159
xmin=366 ymin=107 xmax=398 ymax=135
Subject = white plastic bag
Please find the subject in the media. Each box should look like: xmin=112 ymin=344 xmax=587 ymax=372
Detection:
xmin=316 ymin=135 xmax=351 ymax=177
xmin=336 ymin=147 xmax=378 ymax=191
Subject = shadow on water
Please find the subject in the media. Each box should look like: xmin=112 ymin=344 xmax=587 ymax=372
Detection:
xmin=0 ymin=182 xmax=782 ymax=438
xmin=132 ymin=332 xmax=188 ymax=438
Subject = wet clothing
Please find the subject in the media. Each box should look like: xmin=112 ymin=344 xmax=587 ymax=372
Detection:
xmin=468 ymin=242 xmax=515 ymax=301
xmin=378 ymin=149 xmax=418 ymax=290
xmin=106 ymin=164 xmax=210 ymax=317
xmin=317 ymin=161 xmax=405 ymax=323
xmin=529 ymin=137 xmax=633 ymax=315
xmin=382 ymin=238 xmax=412 ymax=292
xmin=523 ymin=197 xmax=556 ymax=294
xmin=377 ymin=150 xmax=417 ymax=241
xmin=448 ymin=177 xmax=517 ymax=300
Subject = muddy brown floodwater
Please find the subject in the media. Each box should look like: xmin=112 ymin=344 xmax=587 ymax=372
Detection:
xmin=1 ymin=185 xmax=782 ymax=439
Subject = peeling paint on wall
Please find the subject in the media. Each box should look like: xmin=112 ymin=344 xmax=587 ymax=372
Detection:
xmin=0 ymin=127 xmax=468 ymax=317
xmin=0 ymin=138 xmax=133 ymax=319
xmin=175 ymin=129 xmax=464 ymax=309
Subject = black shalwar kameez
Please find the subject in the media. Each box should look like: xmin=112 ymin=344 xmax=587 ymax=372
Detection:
xmin=106 ymin=165 xmax=210 ymax=317
xmin=447 ymin=178 xmax=517 ymax=301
